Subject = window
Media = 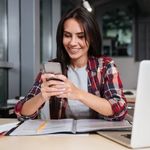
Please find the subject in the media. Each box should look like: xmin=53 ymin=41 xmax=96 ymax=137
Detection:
xmin=40 ymin=0 xmax=52 ymax=63
xmin=102 ymin=8 xmax=133 ymax=57
xmin=0 ymin=0 xmax=8 ymax=106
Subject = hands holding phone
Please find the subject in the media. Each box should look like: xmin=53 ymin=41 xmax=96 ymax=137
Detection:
xmin=41 ymin=73 xmax=81 ymax=101
xmin=40 ymin=62 xmax=81 ymax=101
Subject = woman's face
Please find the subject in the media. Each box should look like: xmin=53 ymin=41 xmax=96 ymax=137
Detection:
xmin=63 ymin=18 xmax=89 ymax=65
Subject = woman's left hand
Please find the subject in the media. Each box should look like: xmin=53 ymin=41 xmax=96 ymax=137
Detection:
xmin=54 ymin=74 xmax=81 ymax=100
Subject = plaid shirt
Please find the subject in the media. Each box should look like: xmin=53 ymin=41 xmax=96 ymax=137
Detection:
xmin=15 ymin=56 xmax=127 ymax=121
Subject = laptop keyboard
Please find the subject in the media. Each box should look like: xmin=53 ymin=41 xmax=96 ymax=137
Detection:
xmin=121 ymin=134 xmax=131 ymax=139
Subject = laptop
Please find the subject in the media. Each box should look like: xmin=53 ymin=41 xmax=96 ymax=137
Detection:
xmin=97 ymin=60 xmax=150 ymax=149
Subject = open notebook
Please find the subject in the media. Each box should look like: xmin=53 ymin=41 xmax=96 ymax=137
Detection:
xmin=9 ymin=118 xmax=131 ymax=136
xmin=97 ymin=60 xmax=150 ymax=149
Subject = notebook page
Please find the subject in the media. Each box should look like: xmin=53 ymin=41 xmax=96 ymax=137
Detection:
xmin=10 ymin=119 xmax=74 ymax=136
xmin=76 ymin=119 xmax=132 ymax=133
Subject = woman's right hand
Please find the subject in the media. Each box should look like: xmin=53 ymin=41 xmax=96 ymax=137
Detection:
xmin=40 ymin=73 xmax=66 ymax=101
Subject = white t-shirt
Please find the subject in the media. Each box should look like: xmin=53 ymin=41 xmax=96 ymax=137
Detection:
xmin=66 ymin=65 xmax=90 ymax=119
xmin=40 ymin=101 xmax=50 ymax=120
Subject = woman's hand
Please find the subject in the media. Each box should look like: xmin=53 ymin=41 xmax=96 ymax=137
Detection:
xmin=41 ymin=73 xmax=81 ymax=101
xmin=54 ymin=74 xmax=81 ymax=100
xmin=40 ymin=73 xmax=66 ymax=101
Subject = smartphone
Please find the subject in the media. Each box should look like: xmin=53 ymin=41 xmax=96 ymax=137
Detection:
xmin=43 ymin=62 xmax=62 ymax=81
xmin=43 ymin=62 xmax=62 ymax=74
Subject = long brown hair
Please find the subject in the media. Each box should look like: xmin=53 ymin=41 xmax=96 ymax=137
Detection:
xmin=56 ymin=6 xmax=102 ymax=74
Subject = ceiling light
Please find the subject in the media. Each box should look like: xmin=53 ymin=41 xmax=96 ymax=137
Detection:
xmin=82 ymin=0 xmax=92 ymax=12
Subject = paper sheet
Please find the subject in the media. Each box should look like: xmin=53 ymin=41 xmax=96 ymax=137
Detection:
xmin=0 ymin=122 xmax=19 ymax=133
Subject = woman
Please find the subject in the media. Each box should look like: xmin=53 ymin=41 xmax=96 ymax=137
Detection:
xmin=15 ymin=6 xmax=127 ymax=121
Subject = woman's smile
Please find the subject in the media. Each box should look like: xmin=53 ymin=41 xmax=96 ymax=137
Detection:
xmin=68 ymin=48 xmax=81 ymax=54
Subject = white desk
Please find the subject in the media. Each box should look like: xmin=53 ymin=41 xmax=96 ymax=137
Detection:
xmin=0 ymin=119 xmax=149 ymax=150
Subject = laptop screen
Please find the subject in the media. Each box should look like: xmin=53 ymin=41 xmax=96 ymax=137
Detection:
xmin=130 ymin=60 xmax=150 ymax=148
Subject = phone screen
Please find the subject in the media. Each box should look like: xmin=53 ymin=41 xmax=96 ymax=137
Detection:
xmin=43 ymin=62 xmax=62 ymax=74
xmin=43 ymin=62 xmax=62 ymax=81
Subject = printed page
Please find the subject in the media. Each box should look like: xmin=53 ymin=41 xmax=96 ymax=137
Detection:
xmin=76 ymin=119 xmax=132 ymax=133
xmin=10 ymin=119 xmax=74 ymax=136
xmin=0 ymin=122 xmax=19 ymax=133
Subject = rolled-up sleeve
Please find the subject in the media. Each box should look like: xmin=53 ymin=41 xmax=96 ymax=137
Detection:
xmin=15 ymin=72 xmax=42 ymax=121
xmin=15 ymin=99 xmax=38 ymax=121
xmin=103 ymin=60 xmax=127 ymax=121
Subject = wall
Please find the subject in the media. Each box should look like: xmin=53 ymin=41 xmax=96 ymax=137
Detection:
xmin=113 ymin=57 xmax=140 ymax=89
xmin=8 ymin=0 xmax=20 ymax=98
xmin=20 ymin=0 xmax=40 ymax=95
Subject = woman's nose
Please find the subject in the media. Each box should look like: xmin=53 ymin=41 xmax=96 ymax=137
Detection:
xmin=69 ymin=36 xmax=78 ymax=45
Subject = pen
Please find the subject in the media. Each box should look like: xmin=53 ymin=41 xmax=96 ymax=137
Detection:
xmin=36 ymin=121 xmax=47 ymax=133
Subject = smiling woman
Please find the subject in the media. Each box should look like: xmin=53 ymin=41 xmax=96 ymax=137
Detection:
xmin=15 ymin=6 xmax=127 ymax=121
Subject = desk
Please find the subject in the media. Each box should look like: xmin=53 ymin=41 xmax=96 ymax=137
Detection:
xmin=0 ymin=119 xmax=149 ymax=150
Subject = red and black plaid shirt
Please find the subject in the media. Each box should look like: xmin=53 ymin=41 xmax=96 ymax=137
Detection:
xmin=15 ymin=56 xmax=127 ymax=121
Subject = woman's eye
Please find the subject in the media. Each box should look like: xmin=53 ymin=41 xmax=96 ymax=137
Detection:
xmin=64 ymin=33 xmax=71 ymax=38
xmin=78 ymin=35 xmax=84 ymax=39
xmin=78 ymin=33 xmax=85 ymax=39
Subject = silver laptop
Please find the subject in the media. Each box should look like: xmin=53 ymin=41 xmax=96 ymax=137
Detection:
xmin=97 ymin=60 xmax=150 ymax=149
